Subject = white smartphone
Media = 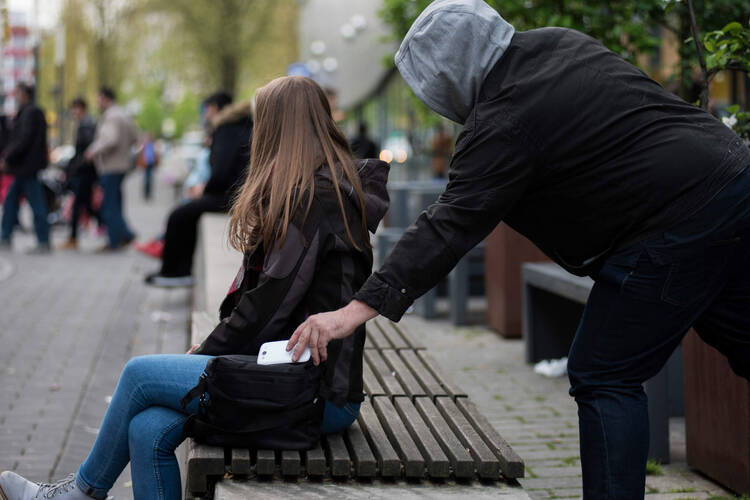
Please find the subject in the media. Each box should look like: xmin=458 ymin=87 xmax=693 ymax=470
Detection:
xmin=257 ymin=340 xmax=311 ymax=365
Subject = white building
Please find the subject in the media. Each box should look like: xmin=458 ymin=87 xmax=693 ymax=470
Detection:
xmin=1 ymin=11 xmax=34 ymax=115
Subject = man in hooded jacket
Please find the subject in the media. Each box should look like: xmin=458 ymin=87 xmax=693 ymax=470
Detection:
xmin=288 ymin=0 xmax=750 ymax=498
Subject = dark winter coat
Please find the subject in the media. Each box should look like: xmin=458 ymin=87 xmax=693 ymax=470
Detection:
xmin=194 ymin=159 xmax=390 ymax=406
xmin=68 ymin=116 xmax=97 ymax=177
xmin=354 ymin=24 xmax=750 ymax=323
xmin=205 ymin=101 xmax=253 ymax=205
xmin=4 ymin=102 xmax=48 ymax=178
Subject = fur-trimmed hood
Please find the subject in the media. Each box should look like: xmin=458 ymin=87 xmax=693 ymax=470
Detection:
xmin=211 ymin=100 xmax=253 ymax=129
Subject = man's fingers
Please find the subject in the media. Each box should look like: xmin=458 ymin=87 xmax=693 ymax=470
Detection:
xmin=291 ymin=325 xmax=310 ymax=362
xmin=318 ymin=337 xmax=328 ymax=363
xmin=309 ymin=329 xmax=320 ymax=365
xmin=287 ymin=323 xmax=304 ymax=351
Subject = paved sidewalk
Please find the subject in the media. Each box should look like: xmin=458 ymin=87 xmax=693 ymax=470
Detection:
xmin=402 ymin=309 xmax=737 ymax=499
xmin=0 ymin=172 xmax=190 ymax=499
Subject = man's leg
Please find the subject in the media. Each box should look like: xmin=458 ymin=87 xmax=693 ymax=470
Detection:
xmin=70 ymin=176 xmax=83 ymax=240
xmin=21 ymin=176 xmax=50 ymax=246
xmin=159 ymin=195 xmax=225 ymax=277
xmin=568 ymin=239 xmax=735 ymax=499
xmin=99 ymin=173 xmax=132 ymax=247
xmin=0 ymin=177 xmax=21 ymax=242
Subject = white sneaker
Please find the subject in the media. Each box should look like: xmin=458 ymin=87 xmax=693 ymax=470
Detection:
xmin=0 ymin=472 xmax=92 ymax=500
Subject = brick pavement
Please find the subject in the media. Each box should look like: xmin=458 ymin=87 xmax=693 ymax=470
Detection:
xmin=0 ymin=173 xmax=190 ymax=499
xmin=402 ymin=311 xmax=737 ymax=499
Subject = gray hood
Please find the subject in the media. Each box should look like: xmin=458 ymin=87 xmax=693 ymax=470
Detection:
xmin=395 ymin=0 xmax=515 ymax=123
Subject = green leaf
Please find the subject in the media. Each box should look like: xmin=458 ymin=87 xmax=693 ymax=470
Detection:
xmin=722 ymin=21 xmax=743 ymax=34
xmin=727 ymin=104 xmax=740 ymax=114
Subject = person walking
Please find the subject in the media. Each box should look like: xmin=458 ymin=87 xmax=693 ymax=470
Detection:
xmin=59 ymin=97 xmax=99 ymax=250
xmin=84 ymin=87 xmax=138 ymax=251
xmin=0 ymin=75 xmax=389 ymax=500
xmin=0 ymin=83 xmax=50 ymax=253
xmin=137 ymin=133 xmax=158 ymax=201
xmin=145 ymin=91 xmax=252 ymax=287
xmin=287 ymin=1 xmax=750 ymax=498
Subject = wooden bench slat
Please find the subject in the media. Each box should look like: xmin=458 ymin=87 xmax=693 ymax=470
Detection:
xmin=365 ymin=321 xmax=391 ymax=349
xmin=393 ymin=397 xmax=450 ymax=478
xmin=358 ymin=401 xmax=401 ymax=477
xmin=373 ymin=396 xmax=425 ymax=478
xmin=435 ymin=397 xmax=500 ymax=479
xmin=365 ymin=350 xmax=406 ymax=396
xmin=382 ymin=349 xmax=427 ymax=398
xmin=324 ymin=433 xmax=351 ymax=478
xmin=372 ymin=317 xmax=408 ymax=349
xmin=230 ymin=448 xmax=251 ymax=476
xmin=413 ymin=397 xmax=475 ymax=479
xmin=417 ymin=351 xmax=468 ymax=398
xmin=255 ymin=449 xmax=276 ymax=476
xmin=305 ymin=442 xmax=327 ymax=477
xmin=186 ymin=439 xmax=225 ymax=496
xmin=456 ymin=398 xmax=525 ymax=478
xmin=362 ymin=358 xmax=386 ymax=397
xmin=387 ymin=320 xmax=426 ymax=350
xmin=400 ymin=349 xmax=449 ymax=398
xmin=281 ymin=450 xmax=301 ymax=477
xmin=344 ymin=419 xmax=377 ymax=478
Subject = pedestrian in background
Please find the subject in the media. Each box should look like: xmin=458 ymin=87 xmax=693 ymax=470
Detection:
xmin=0 ymin=83 xmax=50 ymax=254
xmin=145 ymin=91 xmax=252 ymax=287
xmin=430 ymin=123 xmax=452 ymax=179
xmin=349 ymin=121 xmax=378 ymax=160
xmin=85 ymin=87 xmax=138 ymax=252
xmin=137 ymin=133 xmax=159 ymax=201
xmin=59 ymin=97 xmax=99 ymax=250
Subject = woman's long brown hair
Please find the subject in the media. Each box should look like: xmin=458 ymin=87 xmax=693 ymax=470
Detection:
xmin=228 ymin=76 xmax=369 ymax=254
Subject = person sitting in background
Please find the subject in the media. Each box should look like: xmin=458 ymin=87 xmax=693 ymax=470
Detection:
xmin=0 ymin=83 xmax=51 ymax=254
xmin=59 ymin=97 xmax=99 ymax=250
xmin=84 ymin=87 xmax=139 ymax=252
xmin=145 ymin=91 xmax=252 ymax=287
xmin=349 ymin=121 xmax=378 ymax=160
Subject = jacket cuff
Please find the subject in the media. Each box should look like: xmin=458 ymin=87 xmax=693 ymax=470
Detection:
xmin=353 ymin=273 xmax=413 ymax=322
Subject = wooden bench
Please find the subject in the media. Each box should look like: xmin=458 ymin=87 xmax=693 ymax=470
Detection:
xmin=184 ymin=215 xmax=526 ymax=498
xmin=522 ymin=261 xmax=684 ymax=463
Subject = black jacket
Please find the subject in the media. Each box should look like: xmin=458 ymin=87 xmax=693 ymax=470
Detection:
xmin=205 ymin=103 xmax=253 ymax=204
xmin=194 ymin=159 xmax=390 ymax=406
xmin=354 ymin=27 xmax=750 ymax=322
xmin=4 ymin=102 xmax=48 ymax=178
xmin=68 ymin=116 xmax=97 ymax=177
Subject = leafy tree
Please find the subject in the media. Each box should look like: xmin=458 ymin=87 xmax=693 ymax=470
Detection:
xmin=379 ymin=0 xmax=750 ymax=101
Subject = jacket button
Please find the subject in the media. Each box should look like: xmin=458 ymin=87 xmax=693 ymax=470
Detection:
xmin=401 ymin=288 xmax=406 ymax=294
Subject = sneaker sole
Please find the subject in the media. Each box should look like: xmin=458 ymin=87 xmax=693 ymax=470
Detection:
xmin=150 ymin=276 xmax=194 ymax=288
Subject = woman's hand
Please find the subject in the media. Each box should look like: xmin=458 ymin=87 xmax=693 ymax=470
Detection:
xmin=287 ymin=300 xmax=378 ymax=365
xmin=186 ymin=344 xmax=200 ymax=354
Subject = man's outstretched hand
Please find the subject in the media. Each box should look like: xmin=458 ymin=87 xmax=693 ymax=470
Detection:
xmin=287 ymin=300 xmax=378 ymax=365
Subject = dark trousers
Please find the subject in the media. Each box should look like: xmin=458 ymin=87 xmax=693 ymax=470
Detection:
xmin=568 ymin=165 xmax=750 ymax=499
xmin=160 ymin=194 xmax=226 ymax=277
xmin=100 ymin=173 xmax=134 ymax=248
xmin=1 ymin=175 xmax=49 ymax=244
xmin=143 ymin=163 xmax=154 ymax=200
xmin=70 ymin=172 xmax=99 ymax=240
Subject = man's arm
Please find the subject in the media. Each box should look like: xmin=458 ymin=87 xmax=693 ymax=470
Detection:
xmin=86 ymin=117 xmax=117 ymax=158
xmin=289 ymin=112 xmax=537 ymax=360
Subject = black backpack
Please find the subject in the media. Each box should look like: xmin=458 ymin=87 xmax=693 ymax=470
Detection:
xmin=180 ymin=355 xmax=325 ymax=450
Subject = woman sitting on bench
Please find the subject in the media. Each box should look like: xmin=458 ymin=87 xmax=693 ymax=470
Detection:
xmin=0 ymin=76 xmax=389 ymax=500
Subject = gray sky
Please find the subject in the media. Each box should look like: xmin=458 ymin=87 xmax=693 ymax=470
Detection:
xmin=8 ymin=0 xmax=62 ymax=29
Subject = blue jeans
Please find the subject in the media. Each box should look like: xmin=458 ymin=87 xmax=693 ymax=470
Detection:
xmin=75 ymin=354 xmax=360 ymax=500
xmin=0 ymin=175 xmax=49 ymax=244
xmin=99 ymin=173 xmax=134 ymax=248
xmin=568 ymin=165 xmax=750 ymax=499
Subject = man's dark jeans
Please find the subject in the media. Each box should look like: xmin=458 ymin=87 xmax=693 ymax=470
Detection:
xmin=70 ymin=172 xmax=99 ymax=240
xmin=1 ymin=175 xmax=49 ymax=244
xmin=568 ymin=164 xmax=750 ymax=499
xmin=99 ymin=173 xmax=134 ymax=248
